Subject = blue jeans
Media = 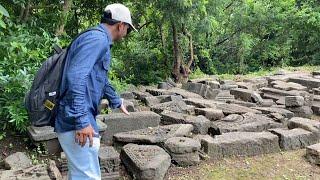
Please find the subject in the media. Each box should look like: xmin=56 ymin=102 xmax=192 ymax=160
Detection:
xmin=57 ymin=131 xmax=101 ymax=180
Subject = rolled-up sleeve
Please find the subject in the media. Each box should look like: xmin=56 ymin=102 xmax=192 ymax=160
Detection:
xmin=66 ymin=33 xmax=107 ymax=130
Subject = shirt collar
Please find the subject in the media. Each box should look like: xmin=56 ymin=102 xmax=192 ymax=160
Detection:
xmin=98 ymin=23 xmax=113 ymax=46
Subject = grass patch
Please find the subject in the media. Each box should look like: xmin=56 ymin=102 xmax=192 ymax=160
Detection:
xmin=167 ymin=150 xmax=320 ymax=180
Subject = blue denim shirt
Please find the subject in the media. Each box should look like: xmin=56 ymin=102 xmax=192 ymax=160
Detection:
xmin=55 ymin=24 xmax=121 ymax=134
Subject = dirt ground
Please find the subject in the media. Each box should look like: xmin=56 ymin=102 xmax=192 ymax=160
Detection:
xmin=166 ymin=150 xmax=320 ymax=180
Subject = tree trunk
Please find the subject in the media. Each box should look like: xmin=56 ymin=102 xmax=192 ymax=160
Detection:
xmin=56 ymin=0 xmax=73 ymax=36
xmin=171 ymin=21 xmax=181 ymax=82
xmin=159 ymin=24 xmax=168 ymax=67
xmin=19 ymin=0 xmax=32 ymax=23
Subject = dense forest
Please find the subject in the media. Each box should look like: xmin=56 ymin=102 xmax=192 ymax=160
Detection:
xmin=0 ymin=0 xmax=320 ymax=134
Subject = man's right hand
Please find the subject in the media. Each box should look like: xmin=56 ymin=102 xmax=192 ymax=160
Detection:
xmin=75 ymin=125 xmax=96 ymax=147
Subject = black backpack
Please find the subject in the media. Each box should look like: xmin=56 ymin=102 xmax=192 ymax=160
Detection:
xmin=25 ymin=28 xmax=103 ymax=127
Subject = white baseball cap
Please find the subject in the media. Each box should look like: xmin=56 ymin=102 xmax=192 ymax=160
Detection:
xmin=104 ymin=3 xmax=137 ymax=32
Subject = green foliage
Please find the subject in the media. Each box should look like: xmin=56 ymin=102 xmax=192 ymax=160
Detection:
xmin=1 ymin=0 xmax=320 ymax=133
xmin=0 ymin=22 xmax=59 ymax=132
xmin=0 ymin=4 xmax=9 ymax=28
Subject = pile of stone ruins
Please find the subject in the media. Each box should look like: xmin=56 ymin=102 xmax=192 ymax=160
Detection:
xmin=3 ymin=70 xmax=320 ymax=179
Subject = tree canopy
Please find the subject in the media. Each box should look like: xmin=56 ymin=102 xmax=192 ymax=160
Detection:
xmin=0 ymin=0 xmax=320 ymax=132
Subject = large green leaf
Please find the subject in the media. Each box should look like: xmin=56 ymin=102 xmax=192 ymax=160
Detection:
xmin=0 ymin=4 xmax=9 ymax=17
xmin=0 ymin=19 xmax=6 ymax=28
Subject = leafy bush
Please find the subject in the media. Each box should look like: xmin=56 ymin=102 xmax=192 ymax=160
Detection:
xmin=0 ymin=22 xmax=59 ymax=132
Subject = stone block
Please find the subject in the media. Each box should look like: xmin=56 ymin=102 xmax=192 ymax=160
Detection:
xmin=226 ymin=99 xmax=257 ymax=107
xmin=160 ymin=111 xmax=211 ymax=134
xmin=99 ymin=111 xmax=161 ymax=145
xmin=0 ymin=164 xmax=51 ymax=180
xmin=210 ymin=113 xmax=283 ymax=134
xmin=182 ymin=82 xmax=220 ymax=99
xmin=287 ymin=106 xmax=313 ymax=118
xmin=121 ymin=144 xmax=171 ymax=180
xmin=285 ymin=96 xmax=304 ymax=107
xmin=4 ymin=152 xmax=32 ymax=170
xmin=164 ymin=137 xmax=201 ymax=154
xmin=170 ymin=152 xmax=200 ymax=166
xmin=216 ymin=103 xmax=261 ymax=115
xmin=27 ymin=126 xmax=57 ymax=141
xmin=167 ymin=88 xmax=204 ymax=99
xmin=215 ymin=91 xmax=235 ymax=101
xmin=206 ymin=81 xmax=220 ymax=89
xmin=288 ymin=117 xmax=320 ymax=135
xmin=194 ymin=108 xmax=224 ymax=121
xmin=184 ymin=98 xmax=217 ymax=108
xmin=230 ymin=88 xmax=263 ymax=103
xmin=99 ymin=146 xmax=121 ymax=179
xmin=204 ymin=132 xmax=280 ymax=159
xmin=269 ymin=128 xmax=319 ymax=150
xmin=113 ymin=124 xmax=194 ymax=144
xmin=132 ymin=91 xmax=153 ymax=100
xmin=150 ymin=100 xmax=193 ymax=114
xmin=120 ymin=92 xmax=135 ymax=99
xmin=288 ymin=77 xmax=320 ymax=89
xmin=306 ymin=143 xmax=320 ymax=165
xmin=252 ymin=107 xmax=294 ymax=118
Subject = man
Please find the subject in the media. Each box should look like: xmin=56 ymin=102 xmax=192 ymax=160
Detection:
xmin=54 ymin=3 xmax=136 ymax=179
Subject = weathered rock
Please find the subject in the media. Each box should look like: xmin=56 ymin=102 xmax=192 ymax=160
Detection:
xmin=189 ymin=77 xmax=218 ymax=84
xmin=168 ymin=88 xmax=204 ymax=99
xmin=285 ymin=96 xmax=304 ymax=107
xmin=57 ymin=152 xmax=68 ymax=174
xmin=121 ymin=144 xmax=171 ymax=180
xmin=182 ymin=82 xmax=220 ymax=99
xmin=260 ymin=87 xmax=300 ymax=98
xmin=216 ymin=103 xmax=262 ymax=115
xmin=111 ymin=99 xmax=136 ymax=113
xmin=206 ymin=81 xmax=220 ymax=89
xmin=170 ymin=152 xmax=200 ymax=167
xmin=252 ymin=107 xmax=294 ymax=118
xmin=215 ymin=91 xmax=235 ymax=101
xmin=113 ymin=124 xmax=194 ymax=144
xmin=0 ymin=164 xmax=51 ymax=180
xmin=194 ymin=108 xmax=224 ymax=121
xmin=204 ymin=132 xmax=280 ymax=159
xmin=243 ymin=77 xmax=268 ymax=89
xmin=120 ymin=92 xmax=135 ymax=100
xmin=184 ymin=98 xmax=217 ymax=108
xmin=164 ymin=137 xmax=201 ymax=154
xmin=306 ymin=143 xmax=320 ymax=165
xmin=312 ymin=102 xmax=320 ymax=115
xmin=99 ymin=146 xmax=121 ymax=180
xmin=259 ymin=99 xmax=276 ymax=107
xmin=288 ymin=117 xmax=320 ymax=135
xmin=230 ymin=88 xmax=263 ymax=103
xmin=210 ymin=113 xmax=283 ymax=134
xmin=313 ymin=88 xmax=320 ymax=95
xmin=48 ymin=160 xmax=63 ymax=180
xmin=150 ymin=100 xmax=194 ymax=114
xmin=268 ymin=113 xmax=287 ymax=124
xmin=271 ymin=80 xmax=307 ymax=91
xmin=226 ymin=99 xmax=257 ymax=107
xmin=98 ymin=111 xmax=161 ymax=145
xmin=158 ymin=82 xmax=172 ymax=90
xmin=27 ymin=126 xmax=57 ymax=141
xmin=4 ymin=152 xmax=32 ymax=170
xmin=146 ymin=88 xmax=175 ymax=96
xmin=269 ymin=128 xmax=319 ymax=150
xmin=288 ymin=77 xmax=320 ymax=89
xmin=132 ymin=91 xmax=153 ymax=100
xmin=287 ymin=106 xmax=313 ymax=118
xmin=160 ymin=111 xmax=211 ymax=134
